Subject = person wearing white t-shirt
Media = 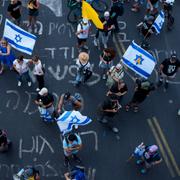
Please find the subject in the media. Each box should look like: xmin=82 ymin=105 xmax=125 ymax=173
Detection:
xmin=32 ymin=55 xmax=44 ymax=91
xmin=13 ymin=55 xmax=32 ymax=87
xmin=76 ymin=18 xmax=91 ymax=48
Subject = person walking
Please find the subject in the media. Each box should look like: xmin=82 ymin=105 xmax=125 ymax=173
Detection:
xmin=35 ymin=87 xmax=55 ymax=122
xmin=7 ymin=0 xmax=22 ymax=26
xmin=106 ymin=80 xmax=128 ymax=103
xmin=76 ymin=18 xmax=91 ymax=48
xmin=74 ymin=52 xmax=92 ymax=87
xmin=110 ymin=0 xmax=124 ymax=32
xmin=13 ymin=55 xmax=32 ymax=87
xmin=63 ymin=133 xmax=82 ymax=167
xmin=32 ymin=55 xmax=45 ymax=91
xmin=157 ymin=51 xmax=180 ymax=90
xmin=94 ymin=11 xmax=114 ymax=48
xmin=0 ymin=38 xmax=15 ymax=74
xmin=106 ymin=63 xmax=124 ymax=89
xmin=99 ymin=48 xmax=116 ymax=80
xmin=125 ymin=79 xmax=155 ymax=112
xmin=27 ymin=0 xmax=40 ymax=33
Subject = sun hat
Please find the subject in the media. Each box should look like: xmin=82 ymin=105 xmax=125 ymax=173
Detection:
xmin=39 ymin=87 xmax=48 ymax=96
xmin=78 ymin=52 xmax=89 ymax=64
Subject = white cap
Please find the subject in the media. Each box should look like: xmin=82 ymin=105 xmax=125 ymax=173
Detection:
xmin=39 ymin=87 xmax=48 ymax=96
xmin=116 ymin=63 xmax=123 ymax=69
xmin=164 ymin=0 xmax=174 ymax=5
xmin=82 ymin=18 xmax=88 ymax=24
xmin=104 ymin=11 xmax=110 ymax=17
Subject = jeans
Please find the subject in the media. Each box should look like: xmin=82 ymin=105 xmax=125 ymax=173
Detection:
xmin=17 ymin=71 xmax=31 ymax=83
xmin=75 ymin=71 xmax=83 ymax=85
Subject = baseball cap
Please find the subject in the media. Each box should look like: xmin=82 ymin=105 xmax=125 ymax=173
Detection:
xmin=104 ymin=11 xmax=110 ymax=17
xmin=39 ymin=87 xmax=48 ymax=96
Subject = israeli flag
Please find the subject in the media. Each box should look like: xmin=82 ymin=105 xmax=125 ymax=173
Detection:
xmin=57 ymin=111 xmax=92 ymax=134
xmin=152 ymin=10 xmax=165 ymax=34
xmin=3 ymin=19 xmax=37 ymax=55
xmin=122 ymin=41 xmax=156 ymax=79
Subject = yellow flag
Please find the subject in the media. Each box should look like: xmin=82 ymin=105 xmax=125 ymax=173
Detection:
xmin=82 ymin=0 xmax=103 ymax=29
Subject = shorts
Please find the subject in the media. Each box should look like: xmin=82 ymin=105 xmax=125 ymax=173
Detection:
xmin=28 ymin=9 xmax=39 ymax=17
xmin=77 ymin=38 xmax=87 ymax=45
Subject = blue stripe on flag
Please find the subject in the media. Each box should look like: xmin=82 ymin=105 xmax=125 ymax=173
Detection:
xmin=123 ymin=57 xmax=150 ymax=78
xmin=131 ymin=41 xmax=156 ymax=62
xmin=160 ymin=11 xmax=164 ymax=18
xmin=57 ymin=111 xmax=72 ymax=122
xmin=6 ymin=21 xmax=37 ymax=40
xmin=4 ymin=37 xmax=33 ymax=54
xmin=153 ymin=23 xmax=160 ymax=33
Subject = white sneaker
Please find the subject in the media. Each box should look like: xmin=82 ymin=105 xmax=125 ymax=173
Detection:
xmin=18 ymin=81 xmax=22 ymax=87
xmin=36 ymin=88 xmax=40 ymax=91
xmin=93 ymin=38 xmax=98 ymax=46
xmin=28 ymin=82 xmax=32 ymax=87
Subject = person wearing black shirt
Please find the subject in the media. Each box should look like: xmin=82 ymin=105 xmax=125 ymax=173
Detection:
xmin=94 ymin=11 xmax=114 ymax=48
xmin=125 ymin=79 xmax=154 ymax=112
xmin=110 ymin=0 xmax=124 ymax=32
xmin=158 ymin=51 xmax=180 ymax=90
xmin=35 ymin=87 xmax=55 ymax=121
xmin=97 ymin=97 xmax=121 ymax=133
xmin=107 ymin=80 xmax=128 ymax=102
xmin=7 ymin=0 xmax=22 ymax=26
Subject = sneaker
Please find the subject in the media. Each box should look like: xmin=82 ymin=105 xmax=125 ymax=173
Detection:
xmin=102 ymin=74 xmax=106 ymax=80
xmin=101 ymin=118 xmax=108 ymax=124
xmin=157 ymin=80 xmax=163 ymax=87
xmin=64 ymin=157 xmax=69 ymax=167
xmin=93 ymin=38 xmax=98 ymax=46
xmin=36 ymin=88 xmax=40 ymax=91
xmin=28 ymin=82 xmax=32 ymax=87
xmin=112 ymin=127 xmax=119 ymax=133
xmin=18 ymin=81 xmax=22 ymax=87
xmin=104 ymin=43 xmax=107 ymax=49
xmin=178 ymin=109 xmax=180 ymax=116
xmin=131 ymin=7 xmax=139 ymax=12
xmin=72 ymin=154 xmax=81 ymax=163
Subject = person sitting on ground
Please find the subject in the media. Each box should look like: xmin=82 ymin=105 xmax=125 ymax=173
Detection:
xmin=57 ymin=92 xmax=82 ymax=114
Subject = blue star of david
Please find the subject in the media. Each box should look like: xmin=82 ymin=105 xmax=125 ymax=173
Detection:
xmin=134 ymin=55 xmax=144 ymax=65
xmin=15 ymin=34 xmax=22 ymax=43
xmin=159 ymin=21 xmax=163 ymax=28
xmin=69 ymin=115 xmax=80 ymax=124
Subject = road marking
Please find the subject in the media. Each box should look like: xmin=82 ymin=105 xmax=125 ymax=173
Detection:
xmin=152 ymin=117 xmax=180 ymax=176
xmin=147 ymin=118 xmax=175 ymax=178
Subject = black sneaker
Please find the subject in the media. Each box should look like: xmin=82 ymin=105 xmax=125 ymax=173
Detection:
xmin=72 ymin=154 xmax=81 ymax=163
xmin=64 ymin=157 xmax=69 ymax=167
xmin=157 ymin=80 xmax=163 ymax=87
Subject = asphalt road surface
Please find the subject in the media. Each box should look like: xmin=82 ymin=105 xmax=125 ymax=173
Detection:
xmin=0 ymin=0 xmax=180 ymax=180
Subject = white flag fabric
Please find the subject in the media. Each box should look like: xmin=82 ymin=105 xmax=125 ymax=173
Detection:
xmin=152 ymin=10 xmax=165 ymax=34
xmin=56 ymin=111 xmax=92 ymax=134
xmin=122 ymin=41 xmax=156 ymax=79
xmin=3 ymin=19 xmax=37 ymax=55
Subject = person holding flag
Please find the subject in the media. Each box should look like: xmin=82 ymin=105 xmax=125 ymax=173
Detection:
xmin=0 ymin=38 xmax=15 ymax=74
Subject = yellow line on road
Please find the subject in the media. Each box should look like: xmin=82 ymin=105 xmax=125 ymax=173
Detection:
xmin=147 ymin=118 xmax=176 ymax=178
xmin=153 ymin=117 xmax=180 ymax=176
